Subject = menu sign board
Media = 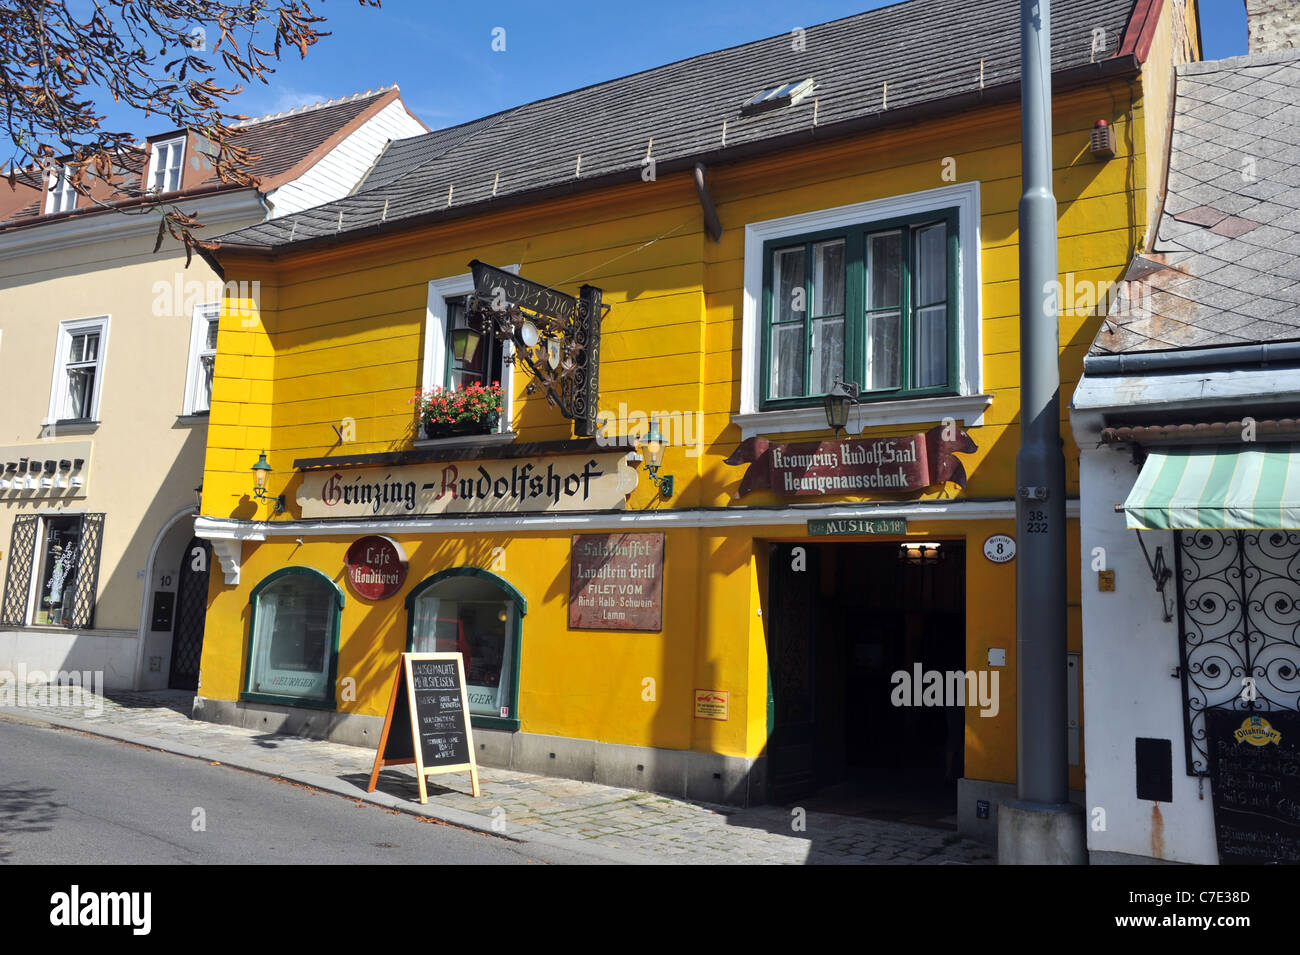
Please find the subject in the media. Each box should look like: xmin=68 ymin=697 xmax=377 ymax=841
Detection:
xmin=366 ymin=652 xmax=479 ymax=803
xmin=725 ymin=426 xmax=976 ymax=499
xmin=1207 ymin=709 xmax=1300 ymax=864
xmin=569 ymin=532 xmax=665 ymax=631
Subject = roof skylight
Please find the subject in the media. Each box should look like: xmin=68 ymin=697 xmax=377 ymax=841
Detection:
xmin=741 ymin=78 xmax=815 ymax=116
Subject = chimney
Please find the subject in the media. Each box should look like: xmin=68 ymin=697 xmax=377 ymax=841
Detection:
xmin=1245 ymin=0 xmax=1300 ymax=53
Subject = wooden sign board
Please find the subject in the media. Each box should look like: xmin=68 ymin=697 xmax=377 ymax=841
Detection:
xmin=366 ymin=652 xmax=480 ymax=802
xmin=568 ymin=532 xmax=665 ymax=631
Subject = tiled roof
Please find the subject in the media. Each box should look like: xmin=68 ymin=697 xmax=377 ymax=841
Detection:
xmin=213 ymin=0 xmax=1140 ymax=251
xmin=0 ymin=87 xmax=401 ymax=228
xmin=1093 ymin=49 xmax=1300 ymax=355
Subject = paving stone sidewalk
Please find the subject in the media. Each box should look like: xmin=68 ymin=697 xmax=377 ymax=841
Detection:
xmin=0 ymin=688 xmax=994 ymax=865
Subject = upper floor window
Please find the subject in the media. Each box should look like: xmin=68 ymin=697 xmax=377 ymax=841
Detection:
xmin=44 ymin=165 xmax=77 ymax=214
xmin=47 ymin=317 xmax=110 ymax=424
xmin=149 ymin=136 xmax=185 ymax=193
xmin=183 ymin=303 xmax=219 ymax=415
xmin=738 ymin=183 xmax=983 ymax=434
xmin=762 ymin=209 xmax=957 ymax=407
xmin=421 ymin=269 xmax=518 ymax=441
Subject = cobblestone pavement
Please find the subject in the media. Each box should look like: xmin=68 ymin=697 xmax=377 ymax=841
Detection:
xmin=0 ymin=688 xmax=994 ymax=865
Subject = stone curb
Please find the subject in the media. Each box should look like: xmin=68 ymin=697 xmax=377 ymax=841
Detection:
xmin=0 ymin=709 xmax=670 ymax=866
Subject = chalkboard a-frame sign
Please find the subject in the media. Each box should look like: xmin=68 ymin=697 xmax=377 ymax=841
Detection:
xmin=366 ymin=652 xmax=480 ymax=802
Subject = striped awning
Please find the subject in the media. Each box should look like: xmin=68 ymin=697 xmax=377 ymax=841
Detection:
xmin=1123 ymin=444 xmax=1300 ymax=530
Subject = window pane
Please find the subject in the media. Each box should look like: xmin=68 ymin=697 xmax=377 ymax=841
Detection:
xmin=772 ymin=247 xmax=805 ymax=324
xmin=198 ymin=355 xmax=214 ymax=410
xmin=809 ymin=316 xmax=844 ymax=395
xmin=869 ymin=232 xmax=902 ymax=309
xmin=69 ymin=335 xmax=85 ymax=364
xmin=914 ymin=305 xmax=948 ymax=388
xmin=770 ymin=323 xmax=805 ymax=398
xmin=812 ymin=240 xmax=844 ymax=317
xmin=33 ymin=517 xmax=81 ymax=627
xmin=83 ymin=333 xmax=98 ymax=362
xmin=204 ymin=319 xmax=219 ymax=351
xmin=916 ymin=223 xmax=947 ymax=307
xmin=250 ymin=576 xmax=335 ymax=702
xmin=864 ymin=311 xmax=901 ymax=390
xmin=67 ymin=368 xmax=94 ymax=419
xmin=411 ymin=575 xmax=516 ymax=718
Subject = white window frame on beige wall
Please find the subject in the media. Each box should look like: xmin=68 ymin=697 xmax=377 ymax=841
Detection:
xmin=734 ymin=181 xmax=989 ymax=439
xmin=182 ymin=302 xmax=220 ymax=415
xmin=148 ymin=136 xmax=185 ymax=193
xmin=420 ymin=266 xmax=519 ymax=445
xmin=46 ymin=316 xmax=110 ymax=425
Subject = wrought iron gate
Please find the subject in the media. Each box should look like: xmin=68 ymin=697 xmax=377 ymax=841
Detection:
xmin=168 ymin=538 xmax=211 ymax=691
xmin=1176 ymin=529 xmax=1300 ymax=775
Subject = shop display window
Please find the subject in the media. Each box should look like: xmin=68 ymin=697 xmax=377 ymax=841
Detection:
xmin=245 ymin=568 xmax=343 ymax=707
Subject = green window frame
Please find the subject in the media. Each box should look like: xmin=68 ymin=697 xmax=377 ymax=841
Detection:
xmin=405 ymin=567 xmax=525 ymax=732
xmin=760 ymin=207 xmax=960 ymax=409
xmin=242 ymin=566 xmax=344 ymax=710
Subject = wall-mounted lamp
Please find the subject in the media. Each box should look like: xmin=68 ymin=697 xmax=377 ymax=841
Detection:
xmin=639 ymin=416 xmax=674 ymax=499
xmin=824 ymin=378 xmax=861 ymax=437
xmin=449 ymin=326 xmax=483 ymax=364
xmin=251 ymin=451 xmax=285 ymax=514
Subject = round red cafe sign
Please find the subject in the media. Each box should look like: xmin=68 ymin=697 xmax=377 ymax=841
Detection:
xmin=344 ymin=535 xmax=408 ymax=600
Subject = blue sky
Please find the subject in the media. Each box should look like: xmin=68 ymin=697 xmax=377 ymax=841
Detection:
xmin=75 ymin=1 xmax=1255 ymax=139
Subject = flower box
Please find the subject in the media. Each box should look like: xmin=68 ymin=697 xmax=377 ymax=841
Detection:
xmin=412 ymin=382 xmax=504 ymax=441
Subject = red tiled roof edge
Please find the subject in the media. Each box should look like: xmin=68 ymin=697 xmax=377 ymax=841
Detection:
xmin=1117 ymin=0 xmax=1166 ymax=64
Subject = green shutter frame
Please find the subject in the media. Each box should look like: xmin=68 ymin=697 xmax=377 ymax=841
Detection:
xmin=760 ymin=207 xmax=960 ymax=409
xmin=1 ymin=514 xmax=38 ymax=626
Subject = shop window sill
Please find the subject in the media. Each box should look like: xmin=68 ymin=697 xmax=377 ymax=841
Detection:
xmin=240 ymin=692 xmax=338 ymax=711
xmin=471 ymin=714 xmax=520 ymax=732
xmin=413 ymin=430 xmax=518 ymax=450
xmin=731 ymin=393 xmax=993 ymax=439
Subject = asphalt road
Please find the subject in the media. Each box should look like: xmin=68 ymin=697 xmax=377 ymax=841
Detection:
xmin=0 ymin=718 xmax=598 ymax=865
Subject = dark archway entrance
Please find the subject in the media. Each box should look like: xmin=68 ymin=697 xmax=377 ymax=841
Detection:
xmin=766 ymin=539 xmax=966 ymax=827
xmin=168 ymin=537 xmax=211 ymax=691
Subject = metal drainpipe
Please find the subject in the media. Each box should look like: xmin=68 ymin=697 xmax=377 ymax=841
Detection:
xmin=1001 ymin=0 xmax=1084 ymax=863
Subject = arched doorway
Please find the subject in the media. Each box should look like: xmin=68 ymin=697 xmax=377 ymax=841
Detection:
xmin=168 ymin=537 xmax=212 ymax=690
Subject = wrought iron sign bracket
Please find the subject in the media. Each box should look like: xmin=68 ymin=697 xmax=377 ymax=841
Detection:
xmin=1135 ymin=529 xmax=1175 ymax=622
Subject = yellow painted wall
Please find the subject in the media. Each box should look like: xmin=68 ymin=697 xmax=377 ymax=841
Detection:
xmin=200 ymin=73 xmax=1155 ymax=788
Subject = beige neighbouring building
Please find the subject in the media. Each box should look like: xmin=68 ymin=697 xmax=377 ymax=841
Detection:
xmin=0 ymin=87 xmax=425 ymax=690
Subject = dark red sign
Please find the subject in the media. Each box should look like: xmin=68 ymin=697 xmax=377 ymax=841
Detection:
xmin=569 ymin=533 xmax=665 ymax=631
xmin=725 ymin=425 xmax=976 ymax=498
xmin=345 ymin=535 xmax=408 ymax=600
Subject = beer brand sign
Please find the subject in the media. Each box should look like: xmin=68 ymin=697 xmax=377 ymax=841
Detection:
xmin=297 ymin=452 xmax=637 ymax=519
xmin=725 ymin=426 xmax=976 ymax=499
xmin=345 ymin=535 xmax=407 ymax=600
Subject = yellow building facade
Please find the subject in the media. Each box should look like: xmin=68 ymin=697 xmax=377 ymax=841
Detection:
xmin=193 ymin=3 xmax=1200 ymax=839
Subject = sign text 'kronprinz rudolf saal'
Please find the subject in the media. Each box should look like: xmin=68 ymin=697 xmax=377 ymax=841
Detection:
xmin=724 ymin=425 xmax=977 ymax=498
xmin=297 ymin=451 xmax=637 ymax=519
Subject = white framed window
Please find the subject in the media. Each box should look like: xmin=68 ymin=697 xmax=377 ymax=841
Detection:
xmin=421 ymin=267 xmax=519 ymax=442
xmin=182 ymin=303 xmax=220 ymax=415
xmin=47 ymin=317 xmax=110 ymax=424
xmin=736 ymin=182 xmax=988 ymax=438
xmin=148 ymin=136 xmax=186 ymax=193
xmin=43 ymin=165 xmax=77 ymax=214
